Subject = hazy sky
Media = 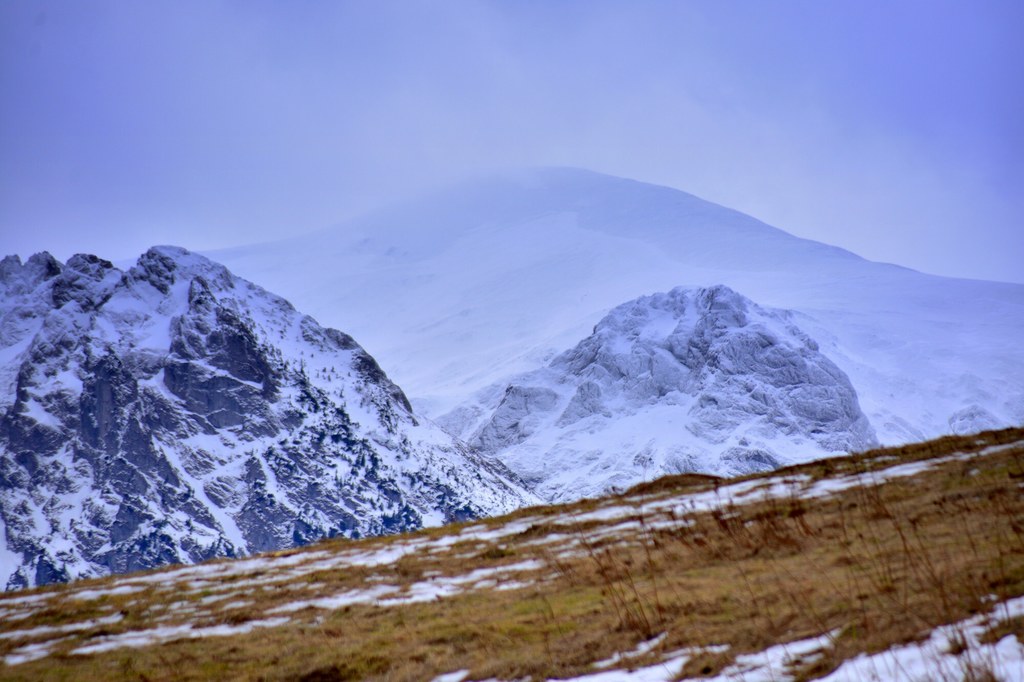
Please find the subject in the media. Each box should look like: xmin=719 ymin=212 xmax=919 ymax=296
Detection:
xmin=1 ymin=1 xmax=1022 ymax=283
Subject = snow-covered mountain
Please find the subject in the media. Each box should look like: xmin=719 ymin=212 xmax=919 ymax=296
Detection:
xmin=0 ymin=247 xmax=534 ymax=589
xmin=440 ymin=285 xmax=877 ymax=501
xmin=213 ymin=168 xmax=1024 ymax=451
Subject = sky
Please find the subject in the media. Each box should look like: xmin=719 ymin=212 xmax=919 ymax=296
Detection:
xmin=1 ymin=0 xmax=1022 ymax=283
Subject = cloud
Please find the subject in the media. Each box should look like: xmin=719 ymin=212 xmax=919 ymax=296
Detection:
xmin=0 ymin=0 xmax=1021 ymax=282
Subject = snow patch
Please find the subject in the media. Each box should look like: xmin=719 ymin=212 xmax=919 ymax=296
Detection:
xmin=70 ymin=616 xmax=291 ymax=656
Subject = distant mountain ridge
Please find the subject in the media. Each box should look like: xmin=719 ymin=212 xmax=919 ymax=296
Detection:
xmin=213 ymin=167 xmax=1024 ymax=446
xmin=0 ymin=247 xmax=534 ymax=589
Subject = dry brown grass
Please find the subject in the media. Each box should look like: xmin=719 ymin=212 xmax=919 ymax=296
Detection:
xmin=0 ymin=427 xmax=1021 ymax=681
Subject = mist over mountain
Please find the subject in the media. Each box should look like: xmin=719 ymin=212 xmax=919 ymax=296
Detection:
xmin=213 ymin=167 xmax=1024 ymax=449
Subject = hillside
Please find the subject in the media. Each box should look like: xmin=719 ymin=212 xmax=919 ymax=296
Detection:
xmin=1 ymin=427 xmax=1021 ymax=681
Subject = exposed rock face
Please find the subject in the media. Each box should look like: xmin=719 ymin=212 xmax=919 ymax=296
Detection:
xmin=442 ymin=285 xmax=877 ymax=502
xmin=0 ymin=247 xmax=534 ymax=590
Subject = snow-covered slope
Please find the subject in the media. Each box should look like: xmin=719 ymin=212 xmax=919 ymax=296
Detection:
xmin=212 ymin=168 xmax=1024 ymax=448
xmin=0 ymin=247 xmax=534 ymax=589
xmin=441 ymin=285 xmax=877 ymax=502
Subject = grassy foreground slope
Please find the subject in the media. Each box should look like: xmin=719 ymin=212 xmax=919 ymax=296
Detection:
xmin=1 ymin=428 xmax=1022 ymax=681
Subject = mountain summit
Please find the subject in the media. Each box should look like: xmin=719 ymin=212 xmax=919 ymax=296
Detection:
xmin=0 ymin=247 xmax=533 ymax=589
xmin=442 ymin=284 xmax=877 ymax=501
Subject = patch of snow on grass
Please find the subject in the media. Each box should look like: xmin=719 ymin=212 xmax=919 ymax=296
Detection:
xmin=556 ymin=649 xmax=691 ymax=681
xmin=378 ymin=560 xmax=545 ymax=607
xmin=431 ymin=671 xmax=470 ymax=682
xmin=267 ymin=584 xmax=398 ymax=614
xmin=818 ymin=596 xmax=1024 ymax=682
xmin=70 ymin=616 xmax=291 ymax=656
xmin=0 ymin=592 xmax=53 ymax=607
xmin=4 ymin=637 xmax=72 ymax=666
xmin=70 ymin=584 xmax=144 ymax=601
xmin=593 ymin=633 xmax=667 ymax=669
xmin=0 ymin=613 xmax=123 ymax=641
xmin=702 ymin=632 xmax=835 ymax=681
xmin=376 ymin=579 xmax=464 ymax=606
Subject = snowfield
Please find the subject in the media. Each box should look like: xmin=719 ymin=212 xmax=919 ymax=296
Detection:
xmin=212 ymin=168 xmax=1024 ymax=450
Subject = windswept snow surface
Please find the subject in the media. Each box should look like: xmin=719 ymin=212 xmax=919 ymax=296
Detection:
xmin=212 ymin=168 xmax=1024 ymax=450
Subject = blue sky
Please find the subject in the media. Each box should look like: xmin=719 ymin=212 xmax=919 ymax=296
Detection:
xmin=1 ymin=0 xmax=1021 ymax=282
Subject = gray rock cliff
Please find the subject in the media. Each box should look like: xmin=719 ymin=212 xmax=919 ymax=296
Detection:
xmin=0 ymin=247 xmax=533 ymax=589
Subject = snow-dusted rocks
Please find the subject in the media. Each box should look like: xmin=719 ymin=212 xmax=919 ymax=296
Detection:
xmin=443 ymin=285 xmax=876 ymax=502
xmin=0 ymin=247 xmax=534 ymax=589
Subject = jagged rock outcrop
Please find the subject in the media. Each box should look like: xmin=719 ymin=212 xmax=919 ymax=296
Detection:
xmin=0 ymin=247 xmax=534 ymax=590
xmin=442 ymin=285 xmax=877 ymax=502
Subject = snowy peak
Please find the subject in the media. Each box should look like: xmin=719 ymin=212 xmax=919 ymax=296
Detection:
xmin=325 ymin=167 xmax=855 ymax=272
xmin=0 ymin=247 xmax=534 ymax=590
xmin=557 ymin=285 xmax=874 ymax=450
xmin=211 ymin=167 xmax=1024 ymax=448
xmin=0 ymin=252 xmax=63 ymax=293
xmin=446 ymin=284 xmax=876 ymax=502
xmin=557 ymin=286 xmax=846 ymax=416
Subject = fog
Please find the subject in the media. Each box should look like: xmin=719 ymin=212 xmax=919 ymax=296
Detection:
xmin=1 ymin=0 xmax=1021 ymax=282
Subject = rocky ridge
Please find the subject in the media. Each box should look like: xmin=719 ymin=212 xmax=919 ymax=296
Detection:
xmin=442 ymin=285 xmax=877 ymax=502
xmin=0 ymin=247 xmax=533 ymax=589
